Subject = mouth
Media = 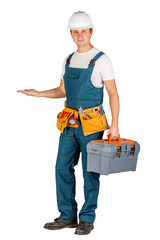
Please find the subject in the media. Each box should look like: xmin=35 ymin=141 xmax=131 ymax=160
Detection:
xmin=78 ymin=39 xmax=84 ymax=42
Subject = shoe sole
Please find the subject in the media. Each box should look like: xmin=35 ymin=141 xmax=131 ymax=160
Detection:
xmin=74 ymin=226 xmax=94 ymax=235
xmin=44 ymin=223 xmax=78 ymax=230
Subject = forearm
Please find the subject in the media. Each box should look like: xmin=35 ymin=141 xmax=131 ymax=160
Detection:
xmin=39 ymin=87 xmax=66 ymax=98
xmin=109 ymin=93 xmax=120 ymax=127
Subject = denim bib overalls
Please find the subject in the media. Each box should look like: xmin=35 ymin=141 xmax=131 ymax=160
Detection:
xmin=56 ymin=51 xmax=105 ymax=223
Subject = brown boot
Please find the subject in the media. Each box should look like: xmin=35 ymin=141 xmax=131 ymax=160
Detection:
xmin=44 ymin=217 xmax=78 ymax=230
xmin=75 ymin=221 xmax=94 ymax=235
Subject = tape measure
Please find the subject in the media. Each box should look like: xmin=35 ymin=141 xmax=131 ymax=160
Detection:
xmin=68 ymin=116 xmax=80 ymax=126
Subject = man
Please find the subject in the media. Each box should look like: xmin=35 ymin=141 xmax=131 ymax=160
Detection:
xmin=17 ymin=11 xmax=119 ymax=235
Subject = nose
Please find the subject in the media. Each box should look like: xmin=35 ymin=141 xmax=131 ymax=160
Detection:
xmin=78 ymin=32 xmax=83 ymax=38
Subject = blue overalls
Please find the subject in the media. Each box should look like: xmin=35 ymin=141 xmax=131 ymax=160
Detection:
xmin=56 ymin=51 xmax=104 ymax=223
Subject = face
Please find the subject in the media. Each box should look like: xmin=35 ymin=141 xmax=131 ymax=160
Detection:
xmin=70 ymin=28 xmax=93 ymax=47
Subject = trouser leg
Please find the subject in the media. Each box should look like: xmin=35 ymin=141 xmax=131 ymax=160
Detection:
xmin=78 ymin=129 xmax=104 ymax=223
xmin=55 ymin=128 xmax=80 ymax=221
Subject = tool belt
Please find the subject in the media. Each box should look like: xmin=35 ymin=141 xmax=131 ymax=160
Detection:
xmin=57 ymin=105 xmax=110 ymax=136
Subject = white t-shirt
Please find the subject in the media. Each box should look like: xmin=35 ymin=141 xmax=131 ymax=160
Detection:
xmin=61 ymin=47 xmax=115 ymax=88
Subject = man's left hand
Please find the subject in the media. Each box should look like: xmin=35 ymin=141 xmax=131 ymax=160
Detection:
xmin=107 ymin=125 xmax=119 ymax=140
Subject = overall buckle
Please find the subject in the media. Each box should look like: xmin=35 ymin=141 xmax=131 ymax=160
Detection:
xmin=89 ymin=60 xmax=95 ymax=66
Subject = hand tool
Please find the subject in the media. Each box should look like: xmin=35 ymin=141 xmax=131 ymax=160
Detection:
xmin=78 ymin=106 xmax=92 ymax=120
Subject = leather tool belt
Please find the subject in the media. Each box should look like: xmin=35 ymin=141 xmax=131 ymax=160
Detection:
xmin=57 ymin=105 xmax=110 ymax=136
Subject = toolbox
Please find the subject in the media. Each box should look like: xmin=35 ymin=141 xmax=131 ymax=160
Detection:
xmin=87 ymin=134 xmax=140 ymax=175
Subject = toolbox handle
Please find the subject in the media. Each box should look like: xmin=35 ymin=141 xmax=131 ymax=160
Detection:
xmin=108 ymin=134 xmax=120 ymax=142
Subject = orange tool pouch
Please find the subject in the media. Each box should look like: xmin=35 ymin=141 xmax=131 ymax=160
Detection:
xmin=57 ymin=107 xmax=79 ymax=134
xmin=78 ymin=105 xmax=110 ymax=136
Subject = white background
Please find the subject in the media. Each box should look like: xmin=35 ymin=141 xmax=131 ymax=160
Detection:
xmin=0 ymin=0 xmax=160 ymax=239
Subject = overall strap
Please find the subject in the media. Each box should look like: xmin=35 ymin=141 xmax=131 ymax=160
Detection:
xmin=89 ymin=51 xmax=104 ymax=67
xmin=66 ymin=52 xmax=75 ymax=65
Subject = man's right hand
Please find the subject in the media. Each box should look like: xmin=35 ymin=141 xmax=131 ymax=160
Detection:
xmin=17 ymin=80 xmax=66 ymax=98
xmin=17 ymin=89 xmax=40 ymax=97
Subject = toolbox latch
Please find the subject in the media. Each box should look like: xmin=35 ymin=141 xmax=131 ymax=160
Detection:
xmin=116 ymin=147 xmax=121 ymax=157
xmin=130 ymin=145 xmax=135 ymax=156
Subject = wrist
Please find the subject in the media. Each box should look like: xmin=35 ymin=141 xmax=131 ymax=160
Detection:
xmin=38 ymin=91 xmax=43 ymax=97
xmin=111 ymin=121 xmax=119 ymax=128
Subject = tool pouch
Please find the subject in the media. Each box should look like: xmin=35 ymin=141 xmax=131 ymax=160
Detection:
xmin=57 ymin=107 xmax=79 ymax=133
xmin=79 ymin=106 xmax=110 ymax=136
xmin=57 ymin=108 xmax=73 ymax=134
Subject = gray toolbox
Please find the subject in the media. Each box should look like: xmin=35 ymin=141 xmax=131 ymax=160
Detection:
xmin=87 ymin=134 xmax=140 ymax=175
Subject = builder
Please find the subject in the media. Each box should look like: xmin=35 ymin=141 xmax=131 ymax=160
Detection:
xmin=17 ymin=11 xmax=120 ymax=235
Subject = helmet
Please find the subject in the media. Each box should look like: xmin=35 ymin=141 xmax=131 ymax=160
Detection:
xmin=67 ymin=11 xmax=94 ymax=30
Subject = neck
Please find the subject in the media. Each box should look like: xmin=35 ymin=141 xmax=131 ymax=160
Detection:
xmin=77 ymin=43 xmax=94 ymax=53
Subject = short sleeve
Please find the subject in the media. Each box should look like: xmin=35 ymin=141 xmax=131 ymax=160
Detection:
xmin=98 ymin=54 xmax=115 ymax=81
xmin=60 ymin=56 xmax=68 ymax=80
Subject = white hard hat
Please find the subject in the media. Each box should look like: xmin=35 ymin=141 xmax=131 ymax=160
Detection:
xmin=67 ymin=11 xmax=94 ymax=30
